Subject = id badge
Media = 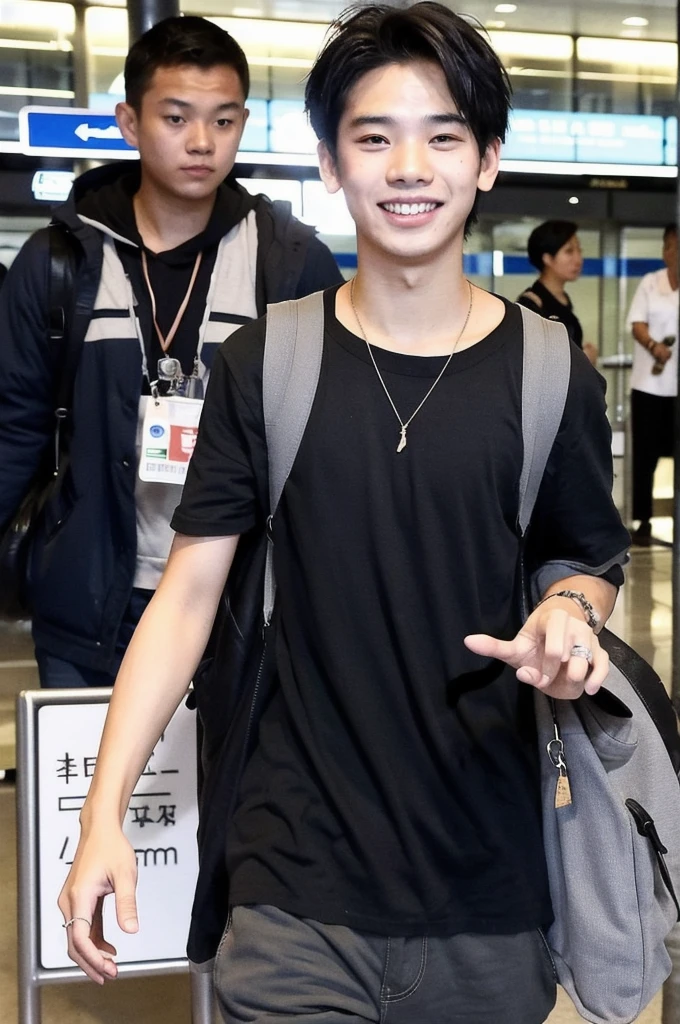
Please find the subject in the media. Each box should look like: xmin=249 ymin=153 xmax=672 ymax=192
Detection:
xmin=139 ymin=396 xmax=203 ymax=484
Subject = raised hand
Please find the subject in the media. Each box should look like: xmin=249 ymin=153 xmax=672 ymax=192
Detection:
xmin=464 ymin=598 xmax=607 ymax=700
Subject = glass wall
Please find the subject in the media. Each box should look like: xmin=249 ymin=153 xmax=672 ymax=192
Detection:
xmin=487 ymin=31 xmax=574 ymax=112
xmin=211 ymin=17 xmax=325 ymax=101
xmin=0 ymin=0 xmax=74 ymax=140
xmin=0 ymin=4 xmax=677 ymax=158
xmin=576 ymin=37 xmax=677 ymax=117
xmin=86 ymin=6 xmax=127 ymax=111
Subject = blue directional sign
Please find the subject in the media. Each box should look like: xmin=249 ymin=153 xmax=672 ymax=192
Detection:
xmin=504 ymin=109 xmax=665 ymax=165
xmin=19 ymin=106 xmax=138 ymax=160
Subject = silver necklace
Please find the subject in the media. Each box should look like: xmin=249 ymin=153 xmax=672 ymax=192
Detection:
xmin=350 ymin=278 xmax=474 ymax=453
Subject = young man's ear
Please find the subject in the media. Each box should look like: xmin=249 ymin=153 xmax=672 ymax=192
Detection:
xmin=235 ymin=106 xmax=250 ymax=149
xmin=116 ymin=102 xmax=140 ymax=150
xmin=318 ymin=140 xmax=342 ymax=195
xmin=476 ymin=137 xmax=501 ymax=194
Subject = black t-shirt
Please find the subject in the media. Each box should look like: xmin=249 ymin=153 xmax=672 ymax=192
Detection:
xmin=518 ymin=279 xmax=584 ymax=348
xmin=172 ymin=286 xmax=629 ymax=937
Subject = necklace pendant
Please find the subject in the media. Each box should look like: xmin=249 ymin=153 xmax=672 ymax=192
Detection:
xmin=397 ymin=426 xmax=407 ymax=453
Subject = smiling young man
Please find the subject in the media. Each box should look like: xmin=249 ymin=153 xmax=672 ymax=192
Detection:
xmin=59 ymin=5 xmax=629 ymax=1022
xmin=0 ymin=17 xmax=341 ymax=688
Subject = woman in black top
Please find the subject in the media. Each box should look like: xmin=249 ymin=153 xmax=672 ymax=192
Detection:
xmin=517 ymin=220 xmax=598 ymax=365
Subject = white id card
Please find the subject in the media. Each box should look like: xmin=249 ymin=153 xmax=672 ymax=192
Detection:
xmin=139 ymin=395 xmax=203 ymax=484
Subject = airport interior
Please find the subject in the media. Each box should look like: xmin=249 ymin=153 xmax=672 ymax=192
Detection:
xmin=0 ymin=0 xmax=679 ymax=1020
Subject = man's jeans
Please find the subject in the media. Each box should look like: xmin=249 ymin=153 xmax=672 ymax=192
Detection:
xmin=35 ymin=588 xmax=154 ymax=688
xmin=214 ymin=904 xmax=557 ymax=1024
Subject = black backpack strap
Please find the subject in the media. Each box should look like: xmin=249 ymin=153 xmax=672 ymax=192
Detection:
xmin=46 ymin=224 xmax=82 ymax=469
xmin=48 ymin=225 xmax=71 ymax=345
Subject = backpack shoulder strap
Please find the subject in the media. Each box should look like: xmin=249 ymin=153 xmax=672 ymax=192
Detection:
xmin=262 ymin=289 xmax=325 ymax=623
xmin=47 ymin=223 xmax=81 ymax=412
xmin=517 ymin=304 xmax=572 ymax=536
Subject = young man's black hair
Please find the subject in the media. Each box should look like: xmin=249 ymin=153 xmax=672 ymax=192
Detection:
xmin=305 ymin=2 xmax=511 ymax=161
xmin=663 ymin=222 xmax=678 ymax=242
xmin=124 ymin=15 xmax=250 ymax=110
xmin=527 ymin=219 xmax=578 ymax=271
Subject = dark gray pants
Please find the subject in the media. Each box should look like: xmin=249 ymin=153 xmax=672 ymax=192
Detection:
xmin=214 ymin=904 xmax=557 ymax=1024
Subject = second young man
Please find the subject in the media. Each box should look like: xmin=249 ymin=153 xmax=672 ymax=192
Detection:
xmin=0 ymin=16 xmax=341 ymax=687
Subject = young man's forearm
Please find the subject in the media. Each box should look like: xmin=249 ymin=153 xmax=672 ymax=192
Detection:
xmin=81 ymin=532 xmax=239 ymax=830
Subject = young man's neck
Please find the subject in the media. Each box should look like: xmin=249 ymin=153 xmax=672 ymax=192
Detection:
xmin=133 ymin=179 xmax=217 ymax=253
xmin=339 ymin=240 xmax=504 ymax=355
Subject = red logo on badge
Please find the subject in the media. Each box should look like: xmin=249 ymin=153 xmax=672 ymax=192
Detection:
xmin=169 ymin=425 xmax=198 ymax=462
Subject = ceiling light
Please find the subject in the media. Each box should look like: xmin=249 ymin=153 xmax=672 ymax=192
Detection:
xmin=622 ymin=17 xmax=649 ymax=27
xmin=577 ymin=37 xmax=676 ymax=68
xmin=495 ymin=4 xmax=518 ymax=11
xmin=486 ymin=20 xmax=506 ymax=28
xmin=490 ymin=32 xmax=573 ymax=60
xmin=0 ymin=85 xmax=74 ymax=97
xmin=0 ymin=37 xmax=73 ymax=51
xmin=568 ymin=196 xmax=580 ymax=204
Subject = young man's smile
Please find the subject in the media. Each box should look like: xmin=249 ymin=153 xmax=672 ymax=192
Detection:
xmin=378 ymin=197 xmax=443 ymax=226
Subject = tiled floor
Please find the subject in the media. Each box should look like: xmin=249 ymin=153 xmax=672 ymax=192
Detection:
xmin=0 ymin=534 xmax=676 ymax=1023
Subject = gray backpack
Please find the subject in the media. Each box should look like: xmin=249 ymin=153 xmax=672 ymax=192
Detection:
xmin=222 ymin=292 xmax=680 ymax=1022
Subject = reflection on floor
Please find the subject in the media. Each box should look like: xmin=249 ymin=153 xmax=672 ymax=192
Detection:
xmin=0 ymin=541 xmax=674 ymax=1024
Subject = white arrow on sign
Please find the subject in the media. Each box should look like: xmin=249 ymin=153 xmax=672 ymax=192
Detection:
xmin=74 ymin=122 xmax=123 ymax=143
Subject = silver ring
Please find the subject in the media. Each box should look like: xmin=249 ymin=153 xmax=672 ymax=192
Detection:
xmin=570 ymin=644 xmax=593 ymax=662
xmin=62 ymin=916 xmax=92 ymax=929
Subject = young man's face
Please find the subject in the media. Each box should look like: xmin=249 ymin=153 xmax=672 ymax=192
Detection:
xmin=116 ymin=63 xmax=249 ymax=202
xmin=318 ymin=60 xmax=499 ymax=264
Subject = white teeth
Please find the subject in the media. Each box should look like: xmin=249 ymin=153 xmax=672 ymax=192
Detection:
xmin=383 ymin=202 xmax=437 ymax=215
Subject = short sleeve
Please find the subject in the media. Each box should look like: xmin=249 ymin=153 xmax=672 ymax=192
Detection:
xmin=525 ymin=347 xmax=630 ymax=597
xmin=171 ymin=320 xmax=269 ymax=537
xmin=627 ymin=275 xmax=652 ymax=327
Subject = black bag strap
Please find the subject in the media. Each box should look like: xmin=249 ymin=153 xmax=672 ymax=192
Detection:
xmin=46 ymin=224 xmax=82 ymax=467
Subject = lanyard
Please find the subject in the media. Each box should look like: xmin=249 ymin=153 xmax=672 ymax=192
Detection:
xmin=141 ymin=249 xmax=203 ymax=353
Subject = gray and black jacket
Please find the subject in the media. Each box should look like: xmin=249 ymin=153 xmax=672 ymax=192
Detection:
xmin=0 ymin=162 xmax=342 ymax=669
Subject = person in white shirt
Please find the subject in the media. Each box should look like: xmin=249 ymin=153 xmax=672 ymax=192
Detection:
xmin=627 ymin=223 xmax=678 ymax=546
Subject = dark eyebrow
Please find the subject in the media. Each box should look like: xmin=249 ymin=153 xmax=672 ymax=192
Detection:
xmin=158 ymin=98 xmax=242 ymax=112
xmin=348 ymin=113 xmax=468 ymax=129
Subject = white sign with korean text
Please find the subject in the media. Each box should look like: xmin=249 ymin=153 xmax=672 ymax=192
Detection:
xmin=38 ymin=699 xmax=198 ymax=969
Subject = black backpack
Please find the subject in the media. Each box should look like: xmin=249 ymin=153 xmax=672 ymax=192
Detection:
xmin=0 ymin=225 xmax=82 ymax=618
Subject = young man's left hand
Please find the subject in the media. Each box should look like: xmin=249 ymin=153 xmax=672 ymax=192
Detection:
xmin=464 ymin=597 xmax=606 ymax=699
